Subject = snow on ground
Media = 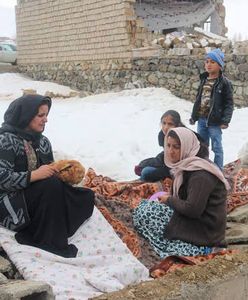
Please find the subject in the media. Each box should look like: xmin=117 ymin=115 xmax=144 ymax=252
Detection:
xmin=0 ymin=73 xmax=74 ymax=100
xmin=0 ymin=73 xmax=247 ymax=180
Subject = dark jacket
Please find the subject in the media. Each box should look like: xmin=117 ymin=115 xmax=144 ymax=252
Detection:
xmin=139 ymin=150 xmax=164 ymax=169
xmin=191 ymin=72 xmax=233 ymax=126
xmin=0 ymin=132 xmax=53 ymax=231
xmin=165 ymin=170 xmax=227 ymax=247
xmin=137 ymin=130 xmax=171 ymax=181
xmin=138 ymin=130 xmax=165 ymax=169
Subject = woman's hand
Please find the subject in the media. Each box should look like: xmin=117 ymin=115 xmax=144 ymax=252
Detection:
xmin=158 ymin=194 xmax=169 ymax=203
xmin=30 ymin=165 xmax=59 ymax=182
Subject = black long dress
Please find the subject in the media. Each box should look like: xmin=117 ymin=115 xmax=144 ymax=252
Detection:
xmin=16 ymin=176 xmax=94 ymax=258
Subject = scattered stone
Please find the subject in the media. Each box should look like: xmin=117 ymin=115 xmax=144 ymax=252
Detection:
xmin=227 ymin=204 xmax=248 ymax=224
xmin=163 ymin=39 xmax=172 ymax=49
xmin=188 ymin=272 xmax=196 ymax=280
xmin=79 ymin=91 xmax=92 ymax=98
xmin=199 ymin=38 xmax=209 ymax=48
xmin=175 ymin=268 xmax=184 ymax=276
xmin=158 ymin=37 xmax=165 ymax=46
xmin=150 ymin=28 xmax=229 ymax=54
xmin=147 ymin=73 xmax=159 ymax=85
xmin=192 ymin=41 xmax=201 ymax=48
xmin=124 ymin=80 xmax=144 ymax=89
xmin=224 ymin=254 xmax=233 ymax=262
xmin=44 ymin=90 xmax=80 ymax=98
xmin=0 ymin=256 xmax=12 ymax=273
xmin=69 ymin=91 xmax=80 ymax=97
xmin=22 ymin=88 xmax=37 ymax=95
xmin=0 ymin=273 xmax=8 ymax=284
xmin=127 ymin=289 xmax=136 ymax=299
xmin=186 ymin=42 xmax=193 ymax=50
xmin=226 ymin=222 xmax=248 ymax=244
xmin=0 ymin=280 xmax=54 ymax=300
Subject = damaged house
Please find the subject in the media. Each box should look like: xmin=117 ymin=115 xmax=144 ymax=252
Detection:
xmin=16 ymin=0 xmax=248 ymax=106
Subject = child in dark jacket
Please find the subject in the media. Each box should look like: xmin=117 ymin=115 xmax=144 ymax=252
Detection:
xmin=190 ymin=48 xmax=234 ymax=170
xmin=134 ymin=110 xmax=185 ymax=182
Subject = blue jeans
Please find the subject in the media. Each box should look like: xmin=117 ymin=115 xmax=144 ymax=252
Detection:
xmin=140 ymin=166 xmax=157 ymax=181
xmin=197 ymin=117 xmax=223 ymax=170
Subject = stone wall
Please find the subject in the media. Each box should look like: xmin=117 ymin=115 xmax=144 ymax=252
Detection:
xmin=130 ymin=52 xmax=248 ymax=107
xmin=18 ymin=52 xmax=248 ymax=107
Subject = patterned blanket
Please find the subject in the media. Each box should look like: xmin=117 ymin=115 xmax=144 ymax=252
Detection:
xmin=224 ymin=160 xmax=248 ymax=213
xmin=84 ymin=168 xmax=172 ymax=208
xmin=83 ymin=168 xmax=173 ymax=268
xmin=84 ymin=161 xmax=248 ymax=271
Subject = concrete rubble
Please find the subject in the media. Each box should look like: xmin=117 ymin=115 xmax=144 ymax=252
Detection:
xmin=149 ymin=27 xmax=232 ymax=56
xmin=0 ymin=252 xmax=54 ymax=300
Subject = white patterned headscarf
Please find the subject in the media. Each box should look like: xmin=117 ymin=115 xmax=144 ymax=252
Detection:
xmin=164 ymin=127 xmax=230 ymax=196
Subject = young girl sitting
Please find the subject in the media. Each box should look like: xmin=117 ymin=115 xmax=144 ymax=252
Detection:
xmin=134 ymin=110 xmax=184 ymax=182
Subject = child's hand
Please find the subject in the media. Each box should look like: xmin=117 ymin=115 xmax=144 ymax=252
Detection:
xmin=134 ymin=165 xmax=142 ymax=176
xmin=158 ymin=194 xmax=169 ymax=203
xmin=220 ymin=124 xmax=228 ymax=129
xmin=189 ymin=118 xmax=195 ymax=125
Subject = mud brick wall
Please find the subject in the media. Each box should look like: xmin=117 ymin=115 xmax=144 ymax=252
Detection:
xmin=16 ymin=0 xmax=135 ymax=64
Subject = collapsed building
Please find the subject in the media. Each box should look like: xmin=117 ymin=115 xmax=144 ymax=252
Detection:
xmin=16 ymin=0 xmax=248 ymax=106
xmin=133 ymin=0 xmax=226 ymax=36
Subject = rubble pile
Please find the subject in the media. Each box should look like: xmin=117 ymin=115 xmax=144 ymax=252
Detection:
xmin=150 ymin=27 xmax=233 ymax=56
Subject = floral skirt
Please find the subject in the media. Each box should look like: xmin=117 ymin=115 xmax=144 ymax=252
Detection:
xmin=133 ymin=200 xmax=211 ymax=258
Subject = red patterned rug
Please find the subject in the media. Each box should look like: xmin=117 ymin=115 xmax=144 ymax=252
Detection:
xmin=82 ymin=162 xmax=248 ymax=270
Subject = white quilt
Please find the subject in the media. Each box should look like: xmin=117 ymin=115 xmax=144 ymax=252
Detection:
xmin=0 ymin=207 xmax=149 ymax=299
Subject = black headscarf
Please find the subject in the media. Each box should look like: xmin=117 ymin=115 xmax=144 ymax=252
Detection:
xmin=0 ymin=94 xmax=52 ymax=146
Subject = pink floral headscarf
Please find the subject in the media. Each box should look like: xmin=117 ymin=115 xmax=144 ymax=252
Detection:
xmin=164 ymin=127 xmax=230 ymax=196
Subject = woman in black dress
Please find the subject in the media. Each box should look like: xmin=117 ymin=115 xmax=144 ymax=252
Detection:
xmin=0 ymin=94 xmax=94 ymax=257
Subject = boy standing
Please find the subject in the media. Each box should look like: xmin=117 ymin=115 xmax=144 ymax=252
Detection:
xmin=190 ymin=48 xmax=234 ymax=170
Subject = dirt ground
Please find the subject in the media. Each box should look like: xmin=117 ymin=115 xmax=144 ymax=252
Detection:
xmin=91 ymin=250 xmax=248 ymax=300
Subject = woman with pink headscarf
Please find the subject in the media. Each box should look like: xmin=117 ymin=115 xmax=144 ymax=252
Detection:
xmin=133 ymin=127 xmax=229 ymax=258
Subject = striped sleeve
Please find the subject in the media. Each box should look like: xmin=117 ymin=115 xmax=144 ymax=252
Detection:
xmin=0 ymin=133 xmax=29 ymax=192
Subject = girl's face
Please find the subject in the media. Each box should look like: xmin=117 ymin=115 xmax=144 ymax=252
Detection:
xmin=166 ymin=136 xmax=181 ymax=163
xmin=161 ymin=115 xmax=176 ymax=135
xmin=27 ymin=104 xmax=49 ymax=133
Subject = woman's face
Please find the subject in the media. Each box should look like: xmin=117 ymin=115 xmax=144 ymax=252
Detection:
xmin=166 ymin=136 xmax=181 ymax=163
xmin=26 ymin=104 xmax=49 ymax=133
xmin=161 ymin=115 xmax=176 ymax=135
